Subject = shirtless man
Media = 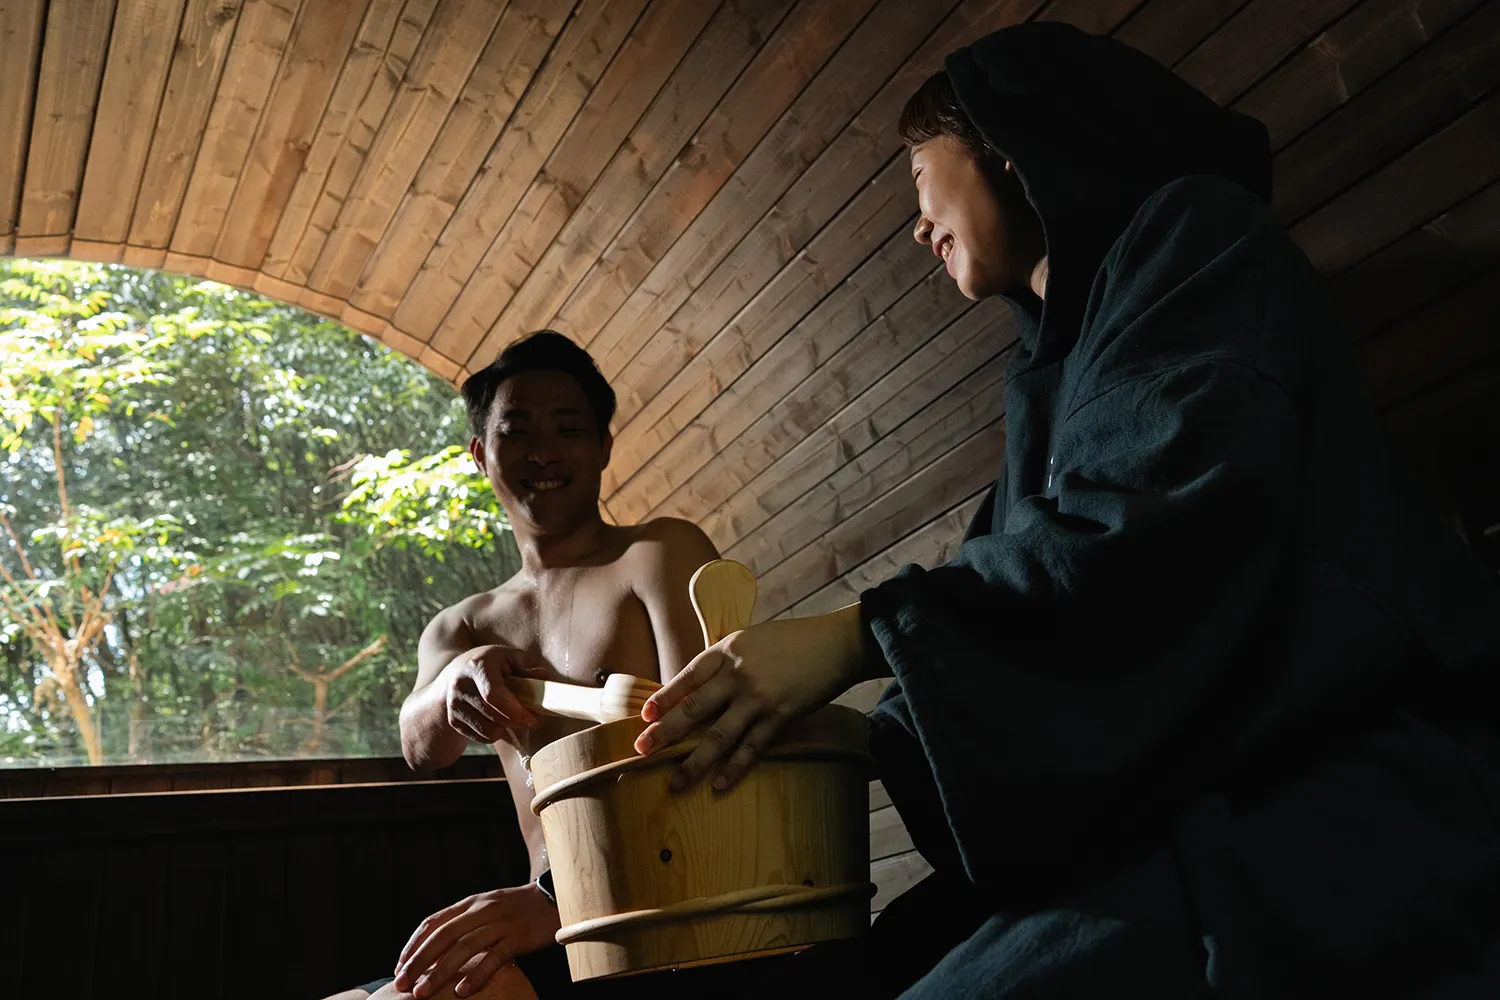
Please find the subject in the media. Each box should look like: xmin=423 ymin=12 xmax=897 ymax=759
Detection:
xmin=336 ymin=331 xmax=718 ymax=1000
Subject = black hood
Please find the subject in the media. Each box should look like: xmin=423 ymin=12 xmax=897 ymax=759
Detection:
xmin=944 ymin=22 xmax=1271 ymax=363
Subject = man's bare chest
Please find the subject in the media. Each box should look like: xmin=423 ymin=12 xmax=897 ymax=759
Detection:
xmin=471 ymin=571 xmax=661 ymax=688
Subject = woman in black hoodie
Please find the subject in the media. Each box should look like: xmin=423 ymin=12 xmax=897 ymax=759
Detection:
xmin=635 ymin=21 xmax=1500 ymax=999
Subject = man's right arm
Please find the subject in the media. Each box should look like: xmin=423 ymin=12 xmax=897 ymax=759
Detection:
xmin=400 ymin=605 xmax=477 ymax=772
xmin=400 ymin=602 xmax=538 ymax=772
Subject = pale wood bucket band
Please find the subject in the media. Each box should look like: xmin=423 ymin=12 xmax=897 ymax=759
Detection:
xmin=529 ymin=707 xmax=874 ymax=981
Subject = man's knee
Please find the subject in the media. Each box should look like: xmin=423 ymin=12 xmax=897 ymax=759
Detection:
xmin=366 ymin=963 xmax=538 ymax=1000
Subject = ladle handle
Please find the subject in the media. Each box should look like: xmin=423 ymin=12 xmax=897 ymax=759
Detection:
xmin=689 ymin=560 xmax=758 ymax=648
xmin=506 ymin=677 xmax=605 ymax=724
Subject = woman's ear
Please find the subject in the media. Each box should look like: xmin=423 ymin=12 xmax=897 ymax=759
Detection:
xmin=468 ymin=435 xmax=487 ymax=474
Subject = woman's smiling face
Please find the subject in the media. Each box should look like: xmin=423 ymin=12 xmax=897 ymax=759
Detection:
xmin=910 ymin=134 xmax=1044 ymax=300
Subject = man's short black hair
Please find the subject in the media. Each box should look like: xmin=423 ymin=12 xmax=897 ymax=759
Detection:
xmin=460 ymin=331 xmax=616 ymax=439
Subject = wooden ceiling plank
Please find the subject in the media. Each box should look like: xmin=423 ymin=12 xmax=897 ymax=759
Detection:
xmin=1175 ymin=0 xmax=1364 ymax=106
xmin=1357 ymin=263 xmax=1500 ymax=408
xmin=639 ymin=265 xmax=976 ymax=527
xmin=277 ymin=0 xmax=437 ymax=285
xmin=1291 ymin=88 xmax=1500 ymax=274
xmin=257 ymin=0 xmax=427 ymax=279
xmin=381 ymin=0 xmax=641 ymax=344
xmin=125 ymin=0 xmax=245 ymax=251
xmin=1329 ymin=177 xmax=1500 ymax=342
xmin=715 ymin=307 xmax=1015 ymax=564
xmin=709 ymin=303 xmax=1010 ymax=550
xmin=212 ymin=0 xmax=386 ymax=269
xmin=787 ymin=489 xmax=987 ymax=619
xmin=593 ymin=0 xmax=1144 ymax=497
xmin=74 ymin=0 xmax=189 ymax=246
xmin=1113 ymin=0 xmax=1253 ymax=65
xmin=1272 ymin=0 xmax=1500 ymax=223
xmin=421 ymin=0 xmax=853 ymax=364
xmin=166 ymin=0 xmax=305 ymax=257
xmin=603 ymin=0 xmax=1048 ymax=442
xmin=1236 ymin=0 xmax=1484 ymax=152
xmin=259 ymin=0 xmax=437 ymax=281
xmin=538 ymin=0 xmax=960 ymax=378
xmin=608 ymin=225 xmax=943 ymax=521
xmin=600 ymin=154 xmax=921 ymax=502
xmin=16 ymin=0 xmax=119 ymax=240
xmin=868 ymin=851 xmax=936 ymax=914
xmin=343 ymin=0 xmax=575 ymax=319
xmin=726 ymin=345 xmax=1011 ymax=578
xmin=1035 ymin=0 xmax=1149 ymax=34
xmin=757 ymin=422 xmax=1005 ymax=618
xmin=396 ymin=0 xmax=722 ymax=351
xmin=69 ymin=239 xmax=125 ymax=264
xmin=0 ymin=1 xmax=47 ymax=247
xmin=303 ymin=0 xmax=512 ymax=300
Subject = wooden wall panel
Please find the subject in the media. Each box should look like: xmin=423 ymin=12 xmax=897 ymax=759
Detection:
xmin=341 ymin=0 xmax=574 ymax=317
xmin=14 ymin=0 xmax=117 ymax=253
xmin=72 ymin=0 xmax=188 ymax=251
xmin=123 ymin=0 xmax=245 ymax=262
xmin=0 ymin=0 xmax=45 ymax=255
xmin=383 ymin=0 xmax=648 ymax=355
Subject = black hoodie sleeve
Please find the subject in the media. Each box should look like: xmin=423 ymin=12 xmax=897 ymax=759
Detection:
xmin=863 ymin=179 xmax=1316 ymax=893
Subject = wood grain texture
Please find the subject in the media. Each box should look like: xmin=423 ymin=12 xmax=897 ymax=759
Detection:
xmin=72 ymin=0 xmax=187 ymax=245
xmin=386 ymin=0 xmax=648 ymax=344
xmin=125 ymin=0 xmax=245 ymax=250
xmin=266 ymin=0 xmax=438 ymax=284
xmin=16 ymin=0 xmax=118 ymax=239
xmin=601 ymin=0 xmax=1047 ymax=446
xmin=1175 ymin=0 xmax=1363 ymax=105
xmin=345 ymin=0 xmax=574 ymax=318
xmin=304 ymin=0 xmax=510 ymax=299
xmin=554 ymin=0 xmax=953 ymax=372
xmin=168 ymin=0 xmax=303 ymax=256
xmin=420 ymin=0 xmax=723 ymax=357
xmin=0 ymin=0 xmax=45 ymax=247
xmin=212 ymin=0 xmax=375 ymax=268
xmin=255 ymin=0 xmax=431 ymax=279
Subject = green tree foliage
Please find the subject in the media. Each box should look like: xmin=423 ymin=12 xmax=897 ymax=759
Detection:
xmin=0 ymin=260 xmax=516 ymax=766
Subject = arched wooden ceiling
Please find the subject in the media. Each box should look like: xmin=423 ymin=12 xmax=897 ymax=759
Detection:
xmin=3 ymin=0 xmax=1499 ymax=624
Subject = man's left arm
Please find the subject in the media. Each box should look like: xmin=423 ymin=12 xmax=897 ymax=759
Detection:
xmin=632 ymin=518 xmax=722 ymax=683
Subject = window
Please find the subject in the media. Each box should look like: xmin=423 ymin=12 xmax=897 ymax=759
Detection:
xmin=0 ymin=260 xmax=517 ymax=767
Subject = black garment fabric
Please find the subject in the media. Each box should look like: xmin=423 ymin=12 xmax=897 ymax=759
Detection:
xmin=860 ymin=20 xmax=1500 ymax=997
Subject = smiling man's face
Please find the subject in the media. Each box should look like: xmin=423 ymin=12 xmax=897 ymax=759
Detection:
xmin=471 ymin=368 xmax=611 ymax=534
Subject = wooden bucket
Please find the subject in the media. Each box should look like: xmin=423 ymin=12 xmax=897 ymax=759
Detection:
xmin=528 ymin=704 xmax=874 ymax=981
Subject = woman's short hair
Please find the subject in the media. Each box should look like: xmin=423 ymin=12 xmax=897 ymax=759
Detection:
xmin=460 ymin=330 xmax=616 ymax=440
xmin=898 ymin=70 xmax=995 ymax=161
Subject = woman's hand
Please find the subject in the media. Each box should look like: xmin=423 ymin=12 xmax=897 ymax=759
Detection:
xmin=632 ymin=604 xmax=873 ymax=791
xmin=392 ymin=883 xmax=559 ymax=998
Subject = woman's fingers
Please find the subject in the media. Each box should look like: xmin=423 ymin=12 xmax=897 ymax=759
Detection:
xmin=640 ymin=646 xmax=726 ymax=724
xmin=666 ymin=700 xmax=759 ymax=792
xmin=634 ymin=660 xmax=733 ymax=757
xmin=711 ymin=714 xmax=784 ymax=791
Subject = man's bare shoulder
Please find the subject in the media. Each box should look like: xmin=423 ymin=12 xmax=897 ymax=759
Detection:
xmin=621 ymin=517 xmax=719 ymax=567
xmin=426 ymin=572 xmax=531 ymax=643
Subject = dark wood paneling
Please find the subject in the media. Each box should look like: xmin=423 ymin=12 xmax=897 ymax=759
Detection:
xmin=3 ymin=776 xmax=527 ymax=1000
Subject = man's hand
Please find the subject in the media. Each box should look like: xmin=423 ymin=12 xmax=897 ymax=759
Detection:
xmin=392 ymin=883 xmax=560 ymax=999
xmin=631 ymin=604 xmax=872 ymax=792
xmin=443 ymin=645 xmax=539 ymax=743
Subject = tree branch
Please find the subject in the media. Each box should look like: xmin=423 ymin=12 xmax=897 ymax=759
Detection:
xmin=325 ymin=635 xmax=387 ymax=684
xmin=0 ymin=507 xmax=40 ymax=582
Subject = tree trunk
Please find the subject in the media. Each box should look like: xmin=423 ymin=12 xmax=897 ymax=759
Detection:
xmin=127 ymin=653 xmax=149 ymax=761
xmin=53 ymin=656 xmax=103 ymax=766
xmin=309 ymin=678 xmax=328 ymax=751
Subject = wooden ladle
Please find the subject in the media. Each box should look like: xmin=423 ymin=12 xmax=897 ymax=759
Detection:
xmin=503 ymin=559 xmax=758 ymax=725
